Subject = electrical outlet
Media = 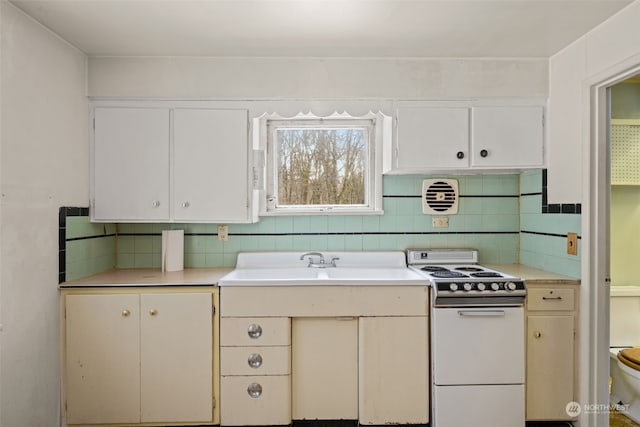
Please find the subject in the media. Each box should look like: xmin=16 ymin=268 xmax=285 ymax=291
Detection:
xmin=567 ymin=232 xmax=578 ymax=255
xmin=218 ymin=225 xmax=228 ymax=241
xmin=432 ymin=217 xmax=449 ymax=228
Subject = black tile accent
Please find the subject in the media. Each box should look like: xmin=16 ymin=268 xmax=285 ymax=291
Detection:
xmin=548 ymin=204 xmax=561 ymax=213
xmin=522 ymin=230 xmax=581 ymax=239
xmin=520 ymin=192 xmax=543 ymax=197
xmin=539 ymin=169 xmax=581 ymax=216
xmin=58 ymin=250 xmax=66 ymax=274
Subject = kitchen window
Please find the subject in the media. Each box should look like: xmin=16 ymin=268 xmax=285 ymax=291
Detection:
xmin=261 ymin=112 xmax=387 ymax=215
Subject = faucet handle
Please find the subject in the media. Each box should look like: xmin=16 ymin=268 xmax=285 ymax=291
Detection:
xmin=329 ymin=257 xmax=340 ymax=267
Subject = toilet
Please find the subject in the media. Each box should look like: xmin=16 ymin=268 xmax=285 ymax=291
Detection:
xmin=610 ymin=286 xmax=640 ymax=423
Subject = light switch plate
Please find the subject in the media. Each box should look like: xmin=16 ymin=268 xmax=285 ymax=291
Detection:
xmin=218 ymin=225 xmax=228 ymax=241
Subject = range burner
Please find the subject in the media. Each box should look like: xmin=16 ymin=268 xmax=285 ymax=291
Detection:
xmin=469 ymin=272 xmax=503 ymax=278
xmin=454 ymin=266 xmax=484 ymax=272
xmin=429 ymin=270 xmax=468 ymax=279
xmin=420 ymin=266 xmax=449 ymax=272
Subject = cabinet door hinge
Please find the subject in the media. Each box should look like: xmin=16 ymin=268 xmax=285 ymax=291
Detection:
xmin=93 ymin=117 xmax=95 ymax=130
xmin=212 ymin=396 xmax=217 ymax=409
xmin=212 ymin=305 xmax=216 ymax=316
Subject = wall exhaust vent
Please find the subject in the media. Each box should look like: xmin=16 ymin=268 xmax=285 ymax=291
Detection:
xmin=422 ymin=179 xmax=459 ymax=214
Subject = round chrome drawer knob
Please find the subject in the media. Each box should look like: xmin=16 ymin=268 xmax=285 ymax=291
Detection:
xmin=248 ymin=353 xmax=263 ymax=369
xmin=247 ymin=383 xmax=262 ymax=398
xmin=247 ymin=324 xmax=263 ymax=339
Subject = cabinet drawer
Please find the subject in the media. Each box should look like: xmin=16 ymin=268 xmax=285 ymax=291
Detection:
xmin=221 ymin=317 xmax=290 ymax=346
xmin=527 ymin=288 xmax=574 ymax=311
xmin=220 ymin=375 xmax=291 ymax=426
xmin=221 ymin=346 xmax=291 ymax=376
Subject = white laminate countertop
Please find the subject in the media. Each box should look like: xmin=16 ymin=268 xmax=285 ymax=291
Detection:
xmin=487 ymin=264 xmax=580 ymax=285
xmin=60 ymin=268 xmax=233 ymax=288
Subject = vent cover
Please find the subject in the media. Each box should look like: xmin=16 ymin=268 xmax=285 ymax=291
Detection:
xmin=422 ymin=179 xmax=459 ymax=214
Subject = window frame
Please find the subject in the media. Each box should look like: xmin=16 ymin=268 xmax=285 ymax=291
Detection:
xmin=261 ymin=114 xmax=385 ymax=216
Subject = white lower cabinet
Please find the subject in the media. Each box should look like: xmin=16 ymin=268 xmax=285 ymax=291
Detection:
xmin=63 ymin=290 xmax=216 ymax=425
xmin=220 ymin=317 xmax=291 ymax=426
xmin=292 ymin=317 xmax=359 ymax=420
xmin=359 ymin=316 xmax=429 ymax=425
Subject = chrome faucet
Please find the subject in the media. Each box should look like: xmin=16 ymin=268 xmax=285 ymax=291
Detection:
xmin=300 ymin=252 xmax=340 ymax=268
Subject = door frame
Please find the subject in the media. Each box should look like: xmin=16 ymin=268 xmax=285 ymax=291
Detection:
xmin=584 ymin=54 xmax=640 ymax=427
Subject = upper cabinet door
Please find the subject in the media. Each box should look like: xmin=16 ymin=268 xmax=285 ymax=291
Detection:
xmin=93 ymin=107 xmax=170 ymax=221
xmin=395 ymin=107 xmax=470 ymax=170
xmin=173 ymin=109 xmax=249 ymax=222
xmin=471 ymin=106 xmax=544 ymax=168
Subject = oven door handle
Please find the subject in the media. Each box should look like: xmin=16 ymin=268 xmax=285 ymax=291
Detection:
xmin=457 ymin=310 xmax=506 ymax=317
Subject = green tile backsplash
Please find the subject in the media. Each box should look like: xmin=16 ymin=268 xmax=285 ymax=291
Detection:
xmin=115 ymin=174 xmax=522 ymax=268
xmin=519 ymin=169 xmax=581 ymax=278
xmin=61 ymin=171 xmax=582 ymax=281
xmin=59 ymin=207 xmax=117 ymax=282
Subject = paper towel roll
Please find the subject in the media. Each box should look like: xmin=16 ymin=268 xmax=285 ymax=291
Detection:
xmin=162 ymin=230 xmax=184 ymax=272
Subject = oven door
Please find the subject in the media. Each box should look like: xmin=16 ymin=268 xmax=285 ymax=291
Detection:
xmin=432 ymin=305 xmax=524 ymax=385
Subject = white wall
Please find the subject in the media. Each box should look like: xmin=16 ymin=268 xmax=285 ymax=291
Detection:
xmin=88 ymin=56 xmax=548 ymax=99
xmin=548 ymin=0 xmax=640 ymax=203
xmin=0 ymin=2 xmax=88 ymax=426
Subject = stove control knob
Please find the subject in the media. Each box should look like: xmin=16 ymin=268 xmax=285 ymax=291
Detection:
xmin=449 ymin=283 xmax=459 ymax=291
xmin=505 ymin=282 xmax=517 ymax=291
xmin=477 ymin=283 xmax=486 ymax=291
xmin=490 ymin=282 xmax=500 ymax=291
xmin=463 ymin=283 xmax=473 ymax=291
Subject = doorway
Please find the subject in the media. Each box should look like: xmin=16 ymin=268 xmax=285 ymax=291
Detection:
xmin=589 ymin=64 xmax=640 ymax=427
xmin=608 ymin=77 xmax=640 ymax=427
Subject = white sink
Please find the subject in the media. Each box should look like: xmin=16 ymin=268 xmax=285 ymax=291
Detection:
xmin=219 ymin=252 xmax=429 ymax=286
xmin=324 ymin=267 xmax=425 ymax=281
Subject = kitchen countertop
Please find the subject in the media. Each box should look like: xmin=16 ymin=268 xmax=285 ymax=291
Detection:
xmin=487 ymin=264 xmax=580 ymax=285
xmin=60 ymin=268 xmax=233 ymax=288
xmin=60 ymin=264 xmax=580 ymax=288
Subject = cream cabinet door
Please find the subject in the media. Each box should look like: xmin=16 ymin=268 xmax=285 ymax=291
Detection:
xmin=93 ymin=107 xmax=170 ymax=221
xmin=140 ymin=293 xmax=213 ymax=423
xmin=65 ymin=294 xmax=141 ymax=424
xmin=292 ymin=317 xmax=358 ymax=420
xmin=526 ymin=315 xmax=574 ymax=420
xmin=173 ymin=109 xmax=250 ymax=222
xmin=358 ymin=316 xmax=429 ymax=425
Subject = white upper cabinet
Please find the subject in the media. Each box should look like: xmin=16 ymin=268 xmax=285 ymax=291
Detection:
xmin=93 ymin=107 xmax=170 ymax=221
xmin=471 ymin=106 xmax=544 ymax=168
xmin=91 ymin=102 xmax=255 ymax=223
xmin=173 ymin=108 xmax=250 ymax=222
xmin=389 ymin=100 xmax=545 ymax=173
xmin=395 ymin=107 xmax=470 ymax=169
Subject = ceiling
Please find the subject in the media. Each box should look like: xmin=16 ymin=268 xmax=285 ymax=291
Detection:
xmin=8 ymin=0 xmax=634 ymax=58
